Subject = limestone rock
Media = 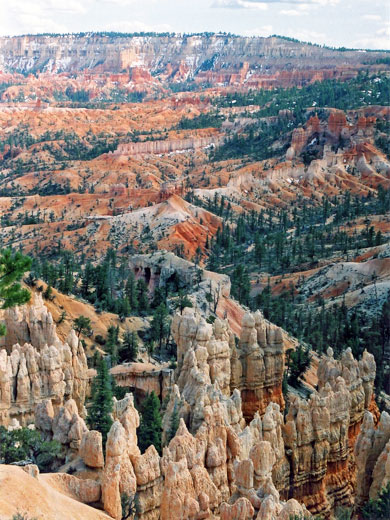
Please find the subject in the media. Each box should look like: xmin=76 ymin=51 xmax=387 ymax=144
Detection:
xmin=232 ymin=311 xmax=285 ymax=420
xmin=0 ymin=299 xmax=88 ymax=428
xmin=220 ymin=497 xmax=254 ymax=520
xmin=79 ymin=430 xmax=104 ymax=468
xmin=355 ymin=410 xmax=390 ymax=508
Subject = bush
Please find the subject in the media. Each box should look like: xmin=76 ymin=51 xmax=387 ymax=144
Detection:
xmin=0 ymin=426 xmax=61 ymax=472
xmin=362 ymin=483 xmax=390 ymax=520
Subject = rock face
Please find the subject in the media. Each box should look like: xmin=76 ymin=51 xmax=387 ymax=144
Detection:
xmin=171 ymin=309 xmax=285 ymax=426
xmin=0 ymin=293 xmax=58 ymax=349
xmin=354 ymin=409 xmax=390 ymax=510
xmin=101 ymin=393 xmax=162 ymax=520
xmin=0 ymin=34 xmax=387 ymax=79
xmin=283 ymin=347 xmax=377 ymax=516
xmin=0 ymin=465 xmax=110 ymax=520
xmin=166 ymin=310 xmax=377 ymax=517
xmin=113 ymin=136 xmax=221 ymax=158
xmin=35 ymin=398 xmax=88 ymax=454
xmin=100 ymin=394 xmax=304 ymax=520
xmin=80 ymin=430 xmax=105 ymax=468
xmin=232 ymin=311 xmax=285 ymax=420
xmin=0 ymin=296 xmax=88 ymax=426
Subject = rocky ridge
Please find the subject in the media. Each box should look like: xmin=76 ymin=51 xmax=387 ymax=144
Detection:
xmin=1 ymin=35 xmax=388 ymax=78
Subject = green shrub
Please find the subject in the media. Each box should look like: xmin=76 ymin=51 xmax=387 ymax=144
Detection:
xmin=0 ymin=426 xmax=61 ymax=472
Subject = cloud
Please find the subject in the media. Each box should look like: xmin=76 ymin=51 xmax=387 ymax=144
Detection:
xmin=280 ymin=8 xmax=308 ymax=15
xmin=278 ymin=27 xmax=328 ymax=44
xmin=353 ymin=20 xmax=390 ymax=50
xmin=213 ymin=0 xmax=340 ymax=7
xmin=243 ymin=25 xmax=273 ymax=36
xmin=353 ymin=36 xmax=390 ymax=50
xmin=0 ymin=0 xmax=93 ymax=35
xmin=102 ymin=0 xmax=137 ymax=6
xmin=103 ymin=20 xmax=172 ymax=33
xmin=362 ymin=14 xmax=382 ymax=21
xmin=212 ymin=0 xmax=268 ymax=9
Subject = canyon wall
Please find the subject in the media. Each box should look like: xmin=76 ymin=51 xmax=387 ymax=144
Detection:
xmin=113 ymin=136 xmax=220 ymax=157
xmin=0 ymin=34 xmax=388 ymax=77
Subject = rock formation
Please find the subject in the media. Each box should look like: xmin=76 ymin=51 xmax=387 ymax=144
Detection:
xmin=0 ymin=293 xmax=58 ymax=349
xmin=113 ymin=136 xmax=221 ymax=158
xmin=354 ymin=409 xmax=390 ymax=509
xmin=232 ymin=311 xmax=285 ymax=420
xmin=35 ymin=398 xmax=88 ymax=454
xmin=0 ymin=304 xmax=379 ymax=519
xmin=99 ymin=393 xmax=308 ymax=520
xmin=171 ymin=308 xmax=285 ymax=426
xmin=283 ymin=347 xmax=377 ymax=516
xmin=0 ymin=296 xmax=88 ymax=427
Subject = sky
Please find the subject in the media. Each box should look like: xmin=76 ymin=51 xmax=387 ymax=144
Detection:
xmin=0 ymin=0 xmax=389 ymax=50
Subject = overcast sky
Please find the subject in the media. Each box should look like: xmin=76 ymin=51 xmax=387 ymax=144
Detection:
xmin=0 ymin=0 xmax=389 ymax=50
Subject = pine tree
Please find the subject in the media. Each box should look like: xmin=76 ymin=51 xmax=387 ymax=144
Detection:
xmin=73 ymin=316 xmax=92 ymax=343
xmin=287 ymin=344 xmax=311 ymax=387
xmin=125 ymin=272 xmax=138 ymax=312
xmin=137 ymin=278 xmax=149 ymax=314
xmin=81 ymin=261 xmax=94 ymax=298
xmin=176 ymin=290 xmax=193 ymax=314
xmin=106 ymin=325 xmax=120 ymax=365
xmin=121 ymin=330 xmax=138 ymax=363
xmin=150 ymin=303 xmax=170 ymax=352
xmin=166 ymin=402 xmax=180 ymax=445
xmin=137 ymin=392 xmax=162 ymax=455
xmin=87 ymin=357 xmax=113 ymax=447
xmin=0 ymin=249 xmax=31 ymax=335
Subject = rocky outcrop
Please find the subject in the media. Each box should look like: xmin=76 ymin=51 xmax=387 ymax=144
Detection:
xmin=172 ymin=310 xmax=233 ymax=400
xmin=171 ymin=309 xmax=285 ymax=425
xmin=283 ymin=347 xmax=377 ymax=516
xmin=0 ymin=465 xmax=110 ymax=520
xmin=102 ymin=393 xmax=164 ymax=520
xmin=113 ymin=136 xmax=221 ymax=157
xmin=80 ymin=430 xmax=105 ymax=469
xmin=232 ymin=311 xmax=285 ymax=420
xmin=35 ymin=398 xmax=88 ymax=453
xmin=0 ymin=293 xmax=58 ymax=350
xmin=0 ymin=333 xmax=88 ymax=427
xmin=0 ymin=295 xmax=88 ymax=427
xmin=354 ymin=410 xmax=390 ymax=509
xmin=100 ymin=392 xmax=305 ymax=520
xmin=1 ymin=35 xmax=386 ymax=78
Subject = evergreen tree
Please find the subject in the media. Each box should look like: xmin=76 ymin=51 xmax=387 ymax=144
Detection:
xmin=137 ymin=278 xmax=149 ymax=314
xmin=286 ymin=345 xmax=311 ymax=387
xmin=149 ymin=303 xmax=170 ymax=352
xmin=231 ymin=264 xmax=251 ymax=305
xmin=87 ymin=356 xmax=113 ymax=447
xmin=106 ymin=325 xmax=120 ymax=365
xmin=175 ymin=290 xmax=193 ymax=314
xmin=73 ymin=316 xmax=92 ymax=342
xmin=166 ymin=402 xmax=180 ymax=445
xmin=125 ymin=272 xmax=138 ymax=311
xmin=0 ymin=249 xmax=31 ymax=335
xmin=121 ymin=330 xmax=139 ymax=363
xmin=81 ymin=261 xmax=94 ymax=299
xmin=137 ymin=391 xmax=162 ymax=455
xmin=362 ymin=483 xmax=390 ymax=520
